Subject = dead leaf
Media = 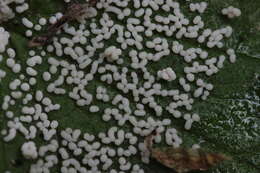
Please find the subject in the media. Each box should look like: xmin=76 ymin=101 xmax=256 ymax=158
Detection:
xmin=145 ymin=132 xmax=231 ymax=173
xmin=151 ymin=147 xmax=230 ymax=173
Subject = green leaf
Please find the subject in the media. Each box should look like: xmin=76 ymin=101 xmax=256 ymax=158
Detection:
xmin=0 ymin=0 xmax=260 ymax=173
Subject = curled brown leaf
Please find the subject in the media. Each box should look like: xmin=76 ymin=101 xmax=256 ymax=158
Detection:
xmin=145 ymin=132 xmax=231 ymax=173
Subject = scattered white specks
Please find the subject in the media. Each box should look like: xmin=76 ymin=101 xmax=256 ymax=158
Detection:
xmin=0 ymin=0 xmax=244 ymax=172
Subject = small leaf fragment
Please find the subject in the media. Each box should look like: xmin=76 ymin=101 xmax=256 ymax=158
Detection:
xmin=145 ymin=132 xmax=231 ymax=173
xmin=151 ymin=147 xmax=231 ymax=173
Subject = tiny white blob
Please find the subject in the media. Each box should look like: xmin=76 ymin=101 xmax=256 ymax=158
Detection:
xmin=21 ymin=141 xmax=38 ymax=159
xmin=22 ymin=17 xmax=34 ymax=28
xmin=222 ymin=6 xmax=241 ymax=18
xmin=157 ymin=67 xmax=177 ymax=81
xmin=104 ymin=46 xmax=122 ymax=62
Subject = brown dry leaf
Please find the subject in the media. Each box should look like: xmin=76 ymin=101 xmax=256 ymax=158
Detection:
xmin=145 ymin=132 xmax=231 ymax=173
xmin=151 ymin=147 xmax=231 ymax=173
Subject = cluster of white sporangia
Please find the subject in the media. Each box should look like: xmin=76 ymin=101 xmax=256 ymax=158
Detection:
xmin=0 ymin=27 xmax=9 ymax=82
xmin=222 ymin=6 xmax=242 ymax=19
xmin=157 ymin=67 xmax=177 ymax=81
xmin=0 ymin=0 xmax=29 ymax=23
xmin=0 ymin=27 xmax=10 ymax=53
xmin=21 ymin=141 xmax=38 ymax=159
xmin=104 ymin=46 xmax=122 ymax=62
xmin=0 ymin=0 xmax=242 ymax=173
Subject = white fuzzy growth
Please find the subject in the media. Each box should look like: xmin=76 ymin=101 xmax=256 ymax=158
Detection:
xmin=21 ymin=83 xmax=30 ymax=91
xmin=39 ymin=17 xmax=47 ymax=25
xmin=22 ymin=17 xmax=34 ymax=28
xmin=26 ymin=67 xmax=38 ymax=76
xmin=186 ymin=73 xmax=195 ymax=82
xmin=0 ymin=69 xmax=6 ymax=81
xmin=194 ymin=87 xmax=204 ymax=98
xmin=222 ymin=6 xmax=241 ymax=18
xmin=192 ymin=113 xmax=200 ymax=122
xmin=12 ymin=64 xmax=21 ymax=73
xmin=0 ymin=0 xmax=16 ymax=22
xmin=0 ymin=27 xmax=10 ymax=52
xmin=157 ymin=67 xmax=177 ymax=81
xmin=21 ymin=141 xmax=38 ymax=159
xmin=165 ymin=128 xmax=182 ymax=147
xmin=0 ymin=0 xmax=242 ymax=170
xmin=229 ymin=54 xmax=236 ymax=63
xmin=16 ymin=3 xmax=29 ymax=13
xmin=27 ymin=56 xmax=42 ymax=67
xmin=189 ymin=2 xmax=208 ymax=13
xmin=3 ymin=128 xmax=16 ymax=142
xmin=104 ymin=46 xmax=122 ymax=62
xmin=42 ymin=72 xmax=51 ymax=81
xmin=89 ymin=105 xmax=100 ymax=112
xmin=184 ymin=119 xmax=193 ymax=130
xmin=35 ymin=90 xmax=43 ymax=101
xmin=227 ymin=48 xmax=237 ymax=63
xmin=7 ymin=48 xmax=15 ymax=58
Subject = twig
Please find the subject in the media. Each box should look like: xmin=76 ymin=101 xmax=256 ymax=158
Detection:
xmin=28 ymin=0 xmax=99 ymax=47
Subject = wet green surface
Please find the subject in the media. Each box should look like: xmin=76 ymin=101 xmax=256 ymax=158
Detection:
xmin=0 ymin=0 xmax=260 ymax=173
